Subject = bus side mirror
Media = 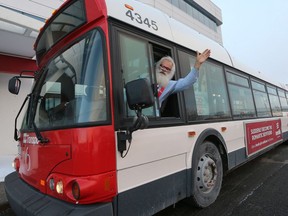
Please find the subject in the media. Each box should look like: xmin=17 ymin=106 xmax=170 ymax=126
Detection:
xmin=118 ymin=79 xmax=154 ymax=157
xmin=8 ymin=77 xmax=21 ymax=95
xmin=125 ymin=78 xmax=154 ymax=132
xmin=125 ymin=78 xmax=154 ymax=111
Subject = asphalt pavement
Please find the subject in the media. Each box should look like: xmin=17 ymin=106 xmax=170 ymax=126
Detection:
xmin=0 ymin=155 xmax=15 ymax=216
xmin=0 ymin=182 xmax=14 ymax=216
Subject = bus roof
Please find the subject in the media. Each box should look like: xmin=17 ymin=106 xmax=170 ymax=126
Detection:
xmin=105 ymin=0 xmax=286 ymax=90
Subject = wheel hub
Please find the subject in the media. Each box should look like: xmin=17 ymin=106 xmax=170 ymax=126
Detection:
xmin=196 ymin=155 xmax=217 ymax=193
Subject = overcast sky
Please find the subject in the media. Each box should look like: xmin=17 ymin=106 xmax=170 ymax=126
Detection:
xmin=211 ymin=1 xmax=288 ymax=86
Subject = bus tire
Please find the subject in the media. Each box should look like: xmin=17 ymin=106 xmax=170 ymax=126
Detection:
xmin=189 ymin=141 xmax=223 ymax=208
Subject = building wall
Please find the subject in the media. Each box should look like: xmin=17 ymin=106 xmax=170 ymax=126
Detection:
xmin=0 ymin=73 xmax=34 ymax=156
xmin=0 ymin=0 xmax=63 ymax=19
xmin=137 ymin=0 xmax=223 ymax=44
xmin=0 ymin=73 xmax=33 ymax=180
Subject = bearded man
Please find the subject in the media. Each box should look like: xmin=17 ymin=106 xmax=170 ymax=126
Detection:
xmin=155 ymin=49 xmax=211 ymax=107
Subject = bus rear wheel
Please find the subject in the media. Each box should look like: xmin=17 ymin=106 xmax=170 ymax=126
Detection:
xmin=189 ymin=141 xmax=223 ymax=208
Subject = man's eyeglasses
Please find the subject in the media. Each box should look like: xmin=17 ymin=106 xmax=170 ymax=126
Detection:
xmin=160 ymin=64 xmax=172 ymax=72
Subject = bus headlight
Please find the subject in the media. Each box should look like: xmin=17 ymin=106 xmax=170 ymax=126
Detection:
xmin=56 ymin=180 xmax=63 ymax=194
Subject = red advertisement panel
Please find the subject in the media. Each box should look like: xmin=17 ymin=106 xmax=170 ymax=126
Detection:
xmin=245 ymin=119 xmax=282 ymax=156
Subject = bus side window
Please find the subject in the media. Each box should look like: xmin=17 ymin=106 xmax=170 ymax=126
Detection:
xmin=267 ymin=86 xmax=282 ymax=116
xmin=251 ymin=80 xmax=272 ymax=117
xmin=119 ymin=33 xmax=156 ymax=117
xmin=178 ymin=50 xmax=231 ymax=120
xmin=227 ymin=72 xmax=256 ymax=119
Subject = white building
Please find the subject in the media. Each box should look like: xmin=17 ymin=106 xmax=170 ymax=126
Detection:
xmin=0 ymin=0 xmax=222 ymax=181
xmin=137 ymin=0 xmax=223 ymax=44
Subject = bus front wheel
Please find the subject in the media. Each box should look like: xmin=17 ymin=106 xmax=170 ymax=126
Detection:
xmin=189 ymin=141 xmax=223 ymax=208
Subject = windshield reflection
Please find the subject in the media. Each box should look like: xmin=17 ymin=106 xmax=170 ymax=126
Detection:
xmin=23 ymin=29 xmax=108 ymax=130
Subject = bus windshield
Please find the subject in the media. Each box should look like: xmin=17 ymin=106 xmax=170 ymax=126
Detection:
xmin=22 ymin=29 xmax=108 ymax=130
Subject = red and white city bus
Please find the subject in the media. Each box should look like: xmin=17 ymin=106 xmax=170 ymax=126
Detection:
xmin=5 ymin=0 xmax=288 ymax=215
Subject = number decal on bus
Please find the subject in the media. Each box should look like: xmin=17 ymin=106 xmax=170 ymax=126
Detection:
xmin=126 ymin=10 xmax=158 ymax=31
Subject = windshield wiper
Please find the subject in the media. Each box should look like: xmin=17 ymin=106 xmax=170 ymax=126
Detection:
xmin=32 ymin=121 xmax=49 ymax=144
xmin=14 ymin=93 xmax=49 ymax=144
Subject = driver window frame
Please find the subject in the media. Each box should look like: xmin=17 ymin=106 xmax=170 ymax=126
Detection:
xmin=111 ymin=27 xmax=185 ymax=130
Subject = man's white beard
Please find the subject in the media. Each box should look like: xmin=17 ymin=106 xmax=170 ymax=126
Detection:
xmin=156 ymin=68 xmax=171 ymax=87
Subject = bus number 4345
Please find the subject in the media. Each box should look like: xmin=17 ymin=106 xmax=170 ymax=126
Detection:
xmin=125 ymin=10 xmax=158 ymax=31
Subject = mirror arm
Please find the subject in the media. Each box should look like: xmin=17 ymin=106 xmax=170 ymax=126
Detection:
xmin=13 ymin=95 xmax=30 ymax=141
xmin=128 ymin=108 xmax=143 ymax=134
xmin=15 ymin=75 xmax=34 ymax=79
xmin=20 ymin=70 xmax=36 ymax=77
xmin=117 ymin=108 xmax=145 ymax=157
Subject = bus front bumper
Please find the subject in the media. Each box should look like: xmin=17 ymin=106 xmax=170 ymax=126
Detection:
xmin=4 ymin=172 xmax=114 ymax=216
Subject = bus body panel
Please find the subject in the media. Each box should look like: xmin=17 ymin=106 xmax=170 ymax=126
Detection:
xmin=50 ymin=126 xmax=117 ymax=176
xmin=106 ymin=0 xmax=174 ymax=47
xmin=116 ymin=117 xmax=285 ymax=194
xmin=16 ymin=126 xmax=117 ymax=204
